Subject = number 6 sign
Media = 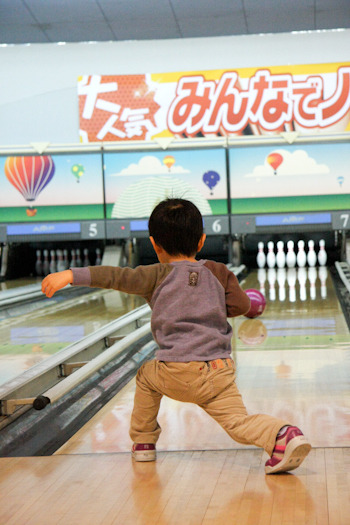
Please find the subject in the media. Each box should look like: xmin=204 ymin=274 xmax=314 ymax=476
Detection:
xmin=204 ymin=216 xmax=229 ymax=235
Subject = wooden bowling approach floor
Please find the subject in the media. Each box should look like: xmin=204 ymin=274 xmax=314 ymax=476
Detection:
xmin=0 ymin=268 xmax=349 ymax=524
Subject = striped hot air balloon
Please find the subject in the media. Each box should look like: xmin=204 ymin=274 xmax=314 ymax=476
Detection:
xmin=4 ymin=156 xmax=55 ymax=216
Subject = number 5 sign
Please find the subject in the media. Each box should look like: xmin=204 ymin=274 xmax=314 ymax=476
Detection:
xmin=81 ymin=221 xmax=105 ymax=239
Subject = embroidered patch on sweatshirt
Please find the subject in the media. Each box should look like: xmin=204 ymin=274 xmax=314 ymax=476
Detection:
xmin=189 ymin=272 xmax=199 ymax=286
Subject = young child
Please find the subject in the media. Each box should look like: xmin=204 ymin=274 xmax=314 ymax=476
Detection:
xmin=42 ymin=198 xmax=311 ymax=474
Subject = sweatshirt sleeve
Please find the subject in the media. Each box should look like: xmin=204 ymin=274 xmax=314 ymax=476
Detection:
xmin=225 ymin=270 xmax=251 ymax=317
xmin=203 ymin=261 xmax=250 ymax=317
xmin=71 ymin=264 xmax=172 ymax=303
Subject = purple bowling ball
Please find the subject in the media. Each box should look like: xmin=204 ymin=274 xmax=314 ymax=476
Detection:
xmin=244 ymin=289 xmax=266 ymax=318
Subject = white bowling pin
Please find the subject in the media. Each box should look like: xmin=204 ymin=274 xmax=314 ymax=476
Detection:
xmin=63 ymin=249 xmax=69 ymax=269
xmin=296 ymin=240 xmax=307 ymax=267
xmin=56 ymin=250 xmax=66 ymax=272
xmin=35 ymin=250 xmax=43 ymax=276
xmin=49 ymin=250 xmax=57 ymax=273
xmin=256 ymin=242 xmax=266 ymax=268
xmin=277 ymin=268 xmax=286 ymax=301
xmin=276 ymin=241 xmax=286 ymax=268
xmin=76 ymin=248 xmax=82 ymax=267
xmin=257 ymin=268 xmax=266 ymax=296
xmin=318 ymin=266 xmax=328 ymax=298
xmin=308 ymin=267 xmax=317 ymax=300
xmin=267 ymin=268 xmax=277 ymax=301
xmin=286 ymin=240 xmax=296 ymax=268
xmin=95 ymin=248 xmax=102 ymax=265
xmin=70 ymin=249 xmax=77 ymax=268
xmin=83 ymin=248 xmax=90 ymax=267
xmin=318 ymin=239 xmax=327 ymax=266
xmin=266 ymin=241 xmax=276 ymax=268
xmin=42 ymin=249 xmax=50 ymax=276
xmin=298 ymin=267 xmax=307 ymax=301
xmin=287 ymin=268 xmax=297 ymax=302
xmin=307 ymin=240 xmax=317 ymax=267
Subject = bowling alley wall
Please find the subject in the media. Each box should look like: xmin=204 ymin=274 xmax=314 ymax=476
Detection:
xmin=0 ymin=30 xmax=349 ymax=145
xmin=0 ymin=29 xmax=349 ymax=276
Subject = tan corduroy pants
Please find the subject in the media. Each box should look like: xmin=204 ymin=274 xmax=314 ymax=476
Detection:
xmin=130 ymin=359 xmax=290 ymax=456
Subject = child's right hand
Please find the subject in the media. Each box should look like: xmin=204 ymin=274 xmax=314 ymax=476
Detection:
xmin=42 ymin=270 xmax=73 ymax=298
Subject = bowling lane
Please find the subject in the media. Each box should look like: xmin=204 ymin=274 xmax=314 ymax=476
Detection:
xmin=0 ymin=288 xmax=145 ymax=387
xmin=56 ymin=266 xmax=350 ymax=456
xmin=0 ymin=276 xmax=41 ymax=292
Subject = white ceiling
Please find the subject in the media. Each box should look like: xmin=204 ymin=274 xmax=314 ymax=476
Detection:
xmin=0 ymin=0 xmax=349 ymax=45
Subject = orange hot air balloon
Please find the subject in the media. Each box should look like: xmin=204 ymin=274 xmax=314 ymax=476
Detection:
xmin=4 ymin=156 xmax=55 ymax=216
xmin=267 ymin=152 xmax=283 ymax=175
xmin=163 ymin=155 xmax=175 ymax=171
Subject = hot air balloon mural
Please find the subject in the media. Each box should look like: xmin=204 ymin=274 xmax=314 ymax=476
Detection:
xmin=4 ymin=156 xmax=55 ymax=217
xmin=266 ymin=152 xmax=284 ymax=175
xmin=163 ymin=155 xmax=175 ymax=171
xmin=337 ymin=175 xmax=344 ymax=187
xmin=71 ymin=163 xmax=85 ymax=182
xmin=202 ymin=170 xmax=220 ymax=195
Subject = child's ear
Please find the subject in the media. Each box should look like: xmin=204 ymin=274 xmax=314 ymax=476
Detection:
xmin=197 ymin=233 xmax=206 ymax=253
xmin=149 ymin=236 xmax=163 ymax=255
xmin=149 ymin=236 xmax=156 ymax=251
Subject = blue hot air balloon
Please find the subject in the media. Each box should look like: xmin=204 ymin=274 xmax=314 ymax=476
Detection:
xmin=203 ymin=170 xmax=220 ymax=195
xmin=337 ymin=175 xmax=344 ymax=187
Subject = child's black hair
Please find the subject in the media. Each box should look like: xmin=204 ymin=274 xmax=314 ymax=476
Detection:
xmin=148 ymin=198 xmax=203 ymax=257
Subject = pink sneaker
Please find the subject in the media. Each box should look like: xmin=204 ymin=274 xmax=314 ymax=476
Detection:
xmin=132 ymin=443 xmax=156 ymax=462
xmin=265 ymin=426 xmax=311 ymax=474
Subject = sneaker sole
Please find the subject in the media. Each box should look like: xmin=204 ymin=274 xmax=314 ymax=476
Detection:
xmin=132 ymin=450 xmax=156 ymax=462
xmin=265 ymin=436 xmax=311 ymax=474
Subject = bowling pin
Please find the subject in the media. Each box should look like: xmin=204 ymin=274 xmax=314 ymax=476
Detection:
xmin=256 ymin=242 xmax=266 ymax=268
xmin=318 ymin=266 xmax=328 ymax=298
xmin=83 ymin=248 xmax=90 ymax=267
xmin=286 ymin=240 xmax=296 ymax=268
xmin=95 ymin=248 xmax=102 ymax=265
xmin=287 ymin=268 xmax=297 ymax=302
xmin=296 ymin=240 xmax=307 ymax=268
xmin=318 ymin=239 xmax=327 ymax=266
xmin=49 ymin=250 xmax=57 ymax=273
xmin=56 ymin=250 xmax=66 ymax=272
xmin=276 ymin=240 xmax=286 ymax=268
xmin=42 ymin=249 xmax=50 ymax=276
xmin=70 ymin=249 xmax=77 ymax=268
xmin=63 ymin=249 xmax=69 ymax=270
xmin=308 ymin=267 xmax=317 ymax=300
xmin=266 ymin=241 xmax=276 ymax=268
xmin=307 ymin=239 xmax=317 ymax=267
xmin=257 ymin=268 xmax=266 ymax=296
xmin=76 ymin=248 xmax=82 ymax=267
xmin=35 ymin=250 xmax=43 ymax=276
xmin=267 ymin=268 xmax=276 ymax=301
xmin=277 ymin=268 xmax=286 ymax=301
xmin=298 ymin=267 xmax=307 ymax=301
